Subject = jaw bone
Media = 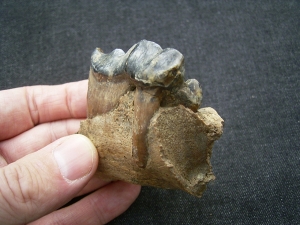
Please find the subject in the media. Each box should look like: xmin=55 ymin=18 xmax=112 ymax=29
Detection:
xmin=79 ymin=40 xmax=223 ymax=197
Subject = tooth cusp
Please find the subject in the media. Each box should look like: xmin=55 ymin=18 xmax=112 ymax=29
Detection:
xmin=138 ymin=49 xmax=184 ymax=87
xmin=125 ymin=40 xmax=163 ymax=80
xmin=91 ymin=48 xmax=126 ymax=76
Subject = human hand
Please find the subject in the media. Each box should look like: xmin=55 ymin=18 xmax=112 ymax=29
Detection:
xmin=0 ymin=80 xmax=141 ymax=224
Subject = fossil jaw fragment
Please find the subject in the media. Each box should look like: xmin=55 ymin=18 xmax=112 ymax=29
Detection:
xmin=79 ymin=40 xmax=224 ymax=197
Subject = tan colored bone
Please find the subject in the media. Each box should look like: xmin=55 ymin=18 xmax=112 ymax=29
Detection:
xmin=78 ymin=40 xmax=224 ymax=197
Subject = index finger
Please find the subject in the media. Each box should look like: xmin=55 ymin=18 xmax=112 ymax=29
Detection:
xmin=0 ymin=80 xmax=88 ymax=141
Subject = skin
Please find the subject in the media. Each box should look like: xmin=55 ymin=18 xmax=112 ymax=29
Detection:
xmin=0 ymin=80 xmax=141 ymax=224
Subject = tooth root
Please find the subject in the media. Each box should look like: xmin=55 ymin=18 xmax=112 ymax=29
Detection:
xmin=88 ymin=48 xmax=131 ymax=117
xmin=87 ymin=70 xmax=132 ymax=117
xmin=132 ymin=87 xmax=162 ymax=168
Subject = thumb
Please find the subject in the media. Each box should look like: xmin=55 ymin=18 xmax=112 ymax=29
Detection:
xmin=0 ymin=134 xmax=98 ymax=225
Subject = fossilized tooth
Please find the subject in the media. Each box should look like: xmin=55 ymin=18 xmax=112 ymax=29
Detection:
xmin=161 ymin=79 xmax=202 ymax=112
xmin=90 ymin=40 xmax=191 ymax=167
xmin=126 ymin=40 xmax=186 ymax=167
xmin=125 ymin=40 xmax=185 ymax=87
xmin=79 ymin=40 xmax=224 ymax=197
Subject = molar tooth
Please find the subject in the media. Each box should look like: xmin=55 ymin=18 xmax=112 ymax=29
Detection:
xmin=160 ymin=79 xmax=202 ymax=112
xmin=125 ymin=40 xmax=163 ymax=80
xmin=91 ymin=48 xmax=126 ymax=77
xmin=180 ymin=79 xmax=203 ymax=110
xmin=88 ymin=48 xmax=131 ymax=117
xmin=141 ymin=48 xmax=185 ymax=87
xmin=126 ymin=40 xmax=185 ymax=167
xmin=127 ymin=44 xmax=185 ymax=87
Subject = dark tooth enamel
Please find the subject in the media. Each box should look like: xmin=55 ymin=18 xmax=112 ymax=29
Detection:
xmin=91 ymin=48 xmax=126 ymax=76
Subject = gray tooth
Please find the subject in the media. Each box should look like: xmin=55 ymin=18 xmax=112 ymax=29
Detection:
xmin=161 ymin=79 xmax=202 ymax=111
xmin=174 ymin=79 xmax=202 ymax=111
xmin=125 ymin=40 xmax=163 ymax=80
xmin=89 ymin=48 xmax=131 ymax=117
xmin=91 ymin=40 xmax=185 ymax=88
xmin=184 ymin=79 xmax=203 ymax=107
xmin=138 ymin=48 xmax=185 ymax=87
xmin=91 ymin=48 xmax=126 ymax=76
xmin=125 ymin=40 xmax=184 ymax=87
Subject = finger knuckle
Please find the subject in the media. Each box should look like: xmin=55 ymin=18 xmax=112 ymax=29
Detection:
xmin=0 ymin=163 xmax=44 ymax=215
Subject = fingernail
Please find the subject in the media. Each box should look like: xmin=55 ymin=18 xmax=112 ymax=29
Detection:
xmin=53 ymin=134 xmax=95 ymax=181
